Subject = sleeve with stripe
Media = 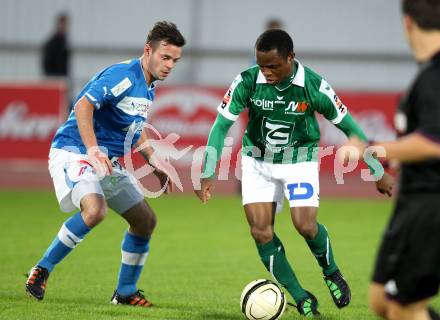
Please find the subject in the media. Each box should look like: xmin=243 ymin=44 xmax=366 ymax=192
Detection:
xmin=216 ymin=73 xmax=248 ymax=122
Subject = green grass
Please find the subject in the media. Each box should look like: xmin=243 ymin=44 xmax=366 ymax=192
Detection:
xmin=0 ymin=190 xmax=438 ymax=319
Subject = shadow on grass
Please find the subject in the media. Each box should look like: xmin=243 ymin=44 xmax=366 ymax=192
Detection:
xmin=284 ymin=304 xmax=338 ymax=320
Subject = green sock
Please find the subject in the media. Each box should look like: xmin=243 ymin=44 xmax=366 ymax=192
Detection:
xmin=256 ymin=235 xmax=307 ymax=304
xmin=306 ymin=223 xmax=338 ymax=276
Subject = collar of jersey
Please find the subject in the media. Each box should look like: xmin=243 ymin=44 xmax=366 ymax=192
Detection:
xmin=256 ymin=59 xmax=305 ymax=89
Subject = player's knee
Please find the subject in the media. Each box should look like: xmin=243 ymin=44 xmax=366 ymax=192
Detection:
xmin=386 ymin=303 xmax=407 ymax=320
xmin=295 ymin=222 xmax=317 ymax=239
xmin=369 ymin=294 xmax=387 ymax=318
xmin=133 ymin=212 xmax=157 ymax=237
xmin=250 ymin=227 xmax=273 ymax=244
xmin=143 ymin=212 xmax=157 ymax=235
xmin=387 ymin=308 xmax=402 ymax=320
xmin=82 ymin=202 xmax=107 ymax=227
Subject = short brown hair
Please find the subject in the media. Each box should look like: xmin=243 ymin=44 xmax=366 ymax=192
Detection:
xmin=146 ymin=21 xmax=186 ymax=48
xmin=402 ymin=0 xmax=440 ymax=30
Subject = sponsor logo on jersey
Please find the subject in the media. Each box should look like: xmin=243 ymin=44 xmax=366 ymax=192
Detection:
xmin=130 ymin=101 xmax=150 ymax=116
xmin=285 ymin=101 xmax=308 ymax=115
xmin=116 ymin=97 xmax=152 ymax=118
xmin=275 ymin=96 xmax=285 ymax=106
xmin=111 ymin=77 xmax=133 ymax=97
xmin=319 ymin=79 xmax=347 ymax=118
xmin=251 ymin=98 xmax=274 ymax=110
xmin=333 ymin=95 xmax=346 ymax=113
xmin=220 ymin=89 xmax=232 ymax=109
xmin=77 ymin=160 xmax=93 ymax=177
xmin=220 ymin=74 xmax=242 ymax=111
xmin=262 ymin=118 xmax=295 ymax=151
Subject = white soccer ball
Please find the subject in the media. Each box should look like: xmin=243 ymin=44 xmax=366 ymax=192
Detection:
xmin=240 ymin=279 xmax=286 ymax=320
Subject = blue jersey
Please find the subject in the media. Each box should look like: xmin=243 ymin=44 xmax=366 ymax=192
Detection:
xmin=52 ymin=58 xmax=155 ymax=158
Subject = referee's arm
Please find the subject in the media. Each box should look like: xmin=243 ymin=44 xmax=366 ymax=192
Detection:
xmin=372 ymin=73 xmax=440 ymax=163
xmin=371 ymin=133 xmax=440 ymax=162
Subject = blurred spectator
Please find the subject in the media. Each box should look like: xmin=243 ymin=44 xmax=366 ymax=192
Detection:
xmin=250 ymin=18 xmax=285 ymax=65
xmin=42 ymin=13 xmax=71 ymax=118
xmin=41 ymin=13 xmax=70 ymax=77
xmin=265 ymin=18 xmax=284 ymax=30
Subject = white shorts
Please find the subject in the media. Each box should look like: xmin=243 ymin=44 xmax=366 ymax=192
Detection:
xmin=48 ymin=148 xmax=144 ymax=214
xmin=241 ymin=156 xmax=319 ymax=212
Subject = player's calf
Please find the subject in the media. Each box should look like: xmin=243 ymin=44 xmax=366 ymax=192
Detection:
xmin=25 ymin=266 xmax=49 ymax=301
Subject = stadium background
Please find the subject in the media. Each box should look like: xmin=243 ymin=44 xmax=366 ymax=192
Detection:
xmin=1 ymin=0 xmax=438 ymax=319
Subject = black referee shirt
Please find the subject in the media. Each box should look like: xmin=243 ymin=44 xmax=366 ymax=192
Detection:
xmin=396 ymin=51 xmax=440 ymax=193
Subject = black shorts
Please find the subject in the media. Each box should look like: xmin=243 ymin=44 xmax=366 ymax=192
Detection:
xmin=372 ymin=193 xmax=440 ymax=305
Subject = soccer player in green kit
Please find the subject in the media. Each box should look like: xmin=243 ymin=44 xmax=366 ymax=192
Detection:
xmin=195 ymin=29 xmax=394 ymax=317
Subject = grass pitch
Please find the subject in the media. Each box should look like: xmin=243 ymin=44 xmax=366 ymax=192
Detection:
xmin=0 ymin=190 xmax=438 ymax=319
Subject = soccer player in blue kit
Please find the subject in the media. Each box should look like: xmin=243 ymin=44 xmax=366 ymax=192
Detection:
xmin=25 ymin=21 xmax=185 ymax=307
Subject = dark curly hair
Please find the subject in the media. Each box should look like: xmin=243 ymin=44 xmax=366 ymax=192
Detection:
xmin=255 ymin=29 xmax=294 ymax=61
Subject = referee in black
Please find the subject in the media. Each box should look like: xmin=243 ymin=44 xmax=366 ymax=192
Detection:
xmin=342 ymin=0 xmax=440 ymax=319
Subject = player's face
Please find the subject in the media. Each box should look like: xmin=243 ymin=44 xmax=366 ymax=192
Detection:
xmin=144 ymin=41 xmax=182 ymax=81
xmin=403 ymin=15 xmax=421 ymax=61
xmin=256 ymin=49 xmax=294 ymax=84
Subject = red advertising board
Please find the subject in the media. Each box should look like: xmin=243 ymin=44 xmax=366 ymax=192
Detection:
xmin=0 ymin=83 xmax=400 ymax=174
xmin=147 ymin=87 xmax=247 ymax=168
xmin=318 ymin=91 xmax=401 ymax=171
xmin=0 ymin=82 xmax=66 ymax=160
xmin=147 ymin=88 xmax=401 ymax=173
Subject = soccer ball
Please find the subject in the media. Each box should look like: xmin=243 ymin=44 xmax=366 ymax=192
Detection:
xmin=240 ymin=279 xmax=286 ymax=320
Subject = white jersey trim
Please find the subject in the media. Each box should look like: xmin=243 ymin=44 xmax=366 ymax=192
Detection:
xmin=292 ymin=60 xmax=305 ymax=87
xmin=256 ymin=70 xmax=267 ymax=84
xmin=115 ymin=96 xmax=152 ymax=118
xmin=217 ymin=73 xmax=242 ymax=122
xmin=319 ymin=79 xmax=347 ymax=125
xmin=255 ymin=59 xmax=305 ymax=87
xmin=217 ymin=105 xmax=239 ymax=121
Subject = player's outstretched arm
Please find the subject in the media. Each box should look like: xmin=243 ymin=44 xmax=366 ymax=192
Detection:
xmin=194 ymin=114 xmax=234 ymax=203
xmin=335 ymin=112 xmax=368 ymax=143
xmin=336 ymin=114 xmax=394 ymax=196
xmin=344 ymin=134 xmax=440 ymax=163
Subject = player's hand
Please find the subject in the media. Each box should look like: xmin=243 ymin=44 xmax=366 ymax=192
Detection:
xmin=338 ymin=136 xmax=367 ymax=164
xmin=194 ymin=178 xmax=214 ymax=204
xmin=87 ymin=146 xmax=112 ymax=177
xmin=375 ymin=172 xmax=394 ymax=197
xmin=153 ymin=167 xmax=174 ymax=194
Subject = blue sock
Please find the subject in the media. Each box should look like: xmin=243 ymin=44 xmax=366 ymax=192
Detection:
xmin=37 ymin=212 xmax=91 ymax=272
xmin=116 ymin=231 xmax=150 ymax=297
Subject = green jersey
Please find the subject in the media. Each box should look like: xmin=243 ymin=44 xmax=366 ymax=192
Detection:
xmin=217 ymin=60 xmax=348 ymax=164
